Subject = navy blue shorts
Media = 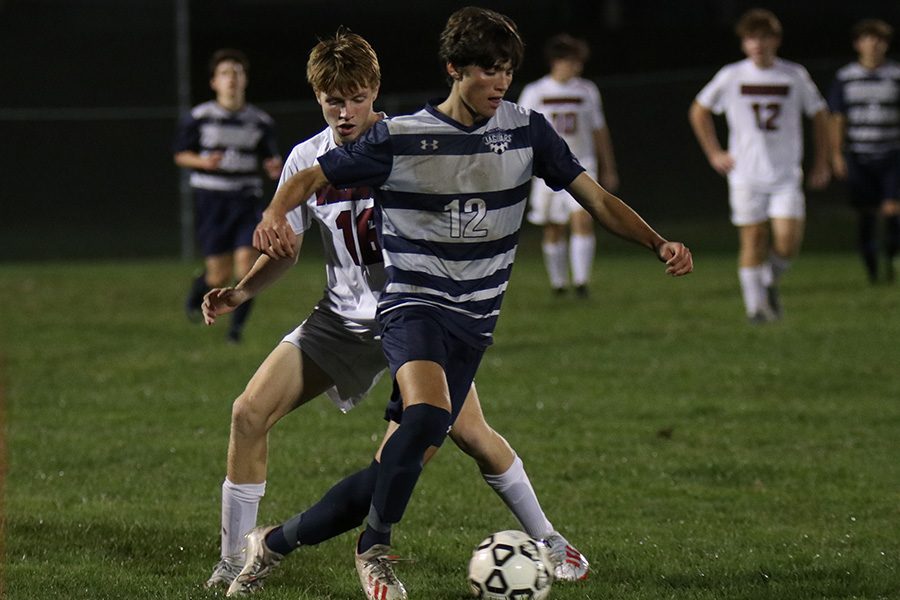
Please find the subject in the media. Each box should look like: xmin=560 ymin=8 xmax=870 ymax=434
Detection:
xmin=193 ymin=187 xmax=264 ymax=256
xmin=380 ymin=305 xmax=484 ymax=425
xmin=845 ymin=151 xmax=900 ymax=208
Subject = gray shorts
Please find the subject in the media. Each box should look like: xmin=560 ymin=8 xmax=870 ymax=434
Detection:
xmin=281 ymin=307 xmax=387 ymax=413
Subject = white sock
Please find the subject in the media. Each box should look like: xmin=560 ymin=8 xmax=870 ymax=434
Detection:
xmin=738 ymin=266 xmax=767 ymax=316
xmin=482 ymin=455 xmax=554 ymax=540
xmin=542 ymin=240 xmax=569 ymax=289
xmin=221 ymin=478 xmax=266 ymax=561
xmin=569 ymin=233 xmax=596 ymax=286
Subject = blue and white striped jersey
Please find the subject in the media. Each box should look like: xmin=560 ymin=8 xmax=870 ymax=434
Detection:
xmin=828 ymin=60 xmax=900 ymax=155
xmin=317 ymin=100 xmax=584 ymax=348
xmin=173 ymin=101 xmax=280 ymax=192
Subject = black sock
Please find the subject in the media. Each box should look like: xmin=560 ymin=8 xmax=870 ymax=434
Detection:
xmin=229 ymin=298 xmax=254 ymax=337
xmin=884 ymin=215 xmax=899 ymax=280
xmin=268 ymin=461 xmax=380 ymax=556
xmin=359 ymin=404 xmax=450 ymax=553
xmin=858 ymin=212 xmax=878 ymax=282
xmin=186 ymin=273 xmax=210 ymax=309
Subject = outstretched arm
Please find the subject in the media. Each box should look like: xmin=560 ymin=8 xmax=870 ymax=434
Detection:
xmin=253 ymin=164 xmax=330 ymax=259
xmin=202 ymin=236 xmax=303 ymax=325
xmin=566 ymin=172 xmax=693 ymax=276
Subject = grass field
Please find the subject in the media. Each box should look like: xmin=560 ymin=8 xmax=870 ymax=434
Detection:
xmin=1 ymin=245 xmax=898 ymax=600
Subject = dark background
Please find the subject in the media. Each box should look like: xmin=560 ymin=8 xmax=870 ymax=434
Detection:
xmin=2 ymin=0 xmax=899 ymax=260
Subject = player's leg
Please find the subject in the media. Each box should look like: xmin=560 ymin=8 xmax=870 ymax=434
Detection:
xmin=767 ymin=215 xmax=804 ymax=315
xmin=207 ymin=343 xmax=332 ymax=589
xmin=226 ymin=245 xmax=261 ymax=342
xmin=730 ymin=184 xmax=774 ymax=322
xmin=448 ymin=385 xmax=590 ymax=580
xmin=529 ymin=183 xmax=569 ymax=294
xmin=881 ymin=199 xmax=899 ymax=282
xmin=569 ymin=206 xmax=595 ymax=298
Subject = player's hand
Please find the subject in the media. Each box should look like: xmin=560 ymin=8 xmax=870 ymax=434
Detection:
xmin=202 ymin=287 xmax=248 ymax=325
xmin=202 ymin=151 xmax=224 ymax=171
xmin=831 ymin=153 xmax=847 ymax=181
xmin=807 ymin=162 xmax=831 ymax=190
xmin=263 ymin=157 xmax=283 ymax=180
xmin=656 ymin=241 xmax=693 ymax=276
xmin=709 ymin=151 xmax=735 ymax=176
xmin=253 ymin=209 xmax=297 ymax=259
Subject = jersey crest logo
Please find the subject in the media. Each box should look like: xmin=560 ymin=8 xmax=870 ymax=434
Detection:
xmin=420 ymin=139 xmax=439 ymax=151
xmin=483 ymin=128 xmax=512 ymax=154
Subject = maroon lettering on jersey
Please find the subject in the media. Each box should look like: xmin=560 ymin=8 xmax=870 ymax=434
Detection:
xmin=316 ymin=185 xmax=373 ymax=206
xmin=541 ymin=97 xmax=585 ymax=105
xmin=740 ymin=85 xmax=789 ymax=96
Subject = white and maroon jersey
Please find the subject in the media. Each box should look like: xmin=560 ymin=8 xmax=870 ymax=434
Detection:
xmin=517 ymin=75 xmax=606 ymax=172
xmin=696 ymin=58 xmax=827 ymax=187
xmin=281 ymin=125 xmax=386 ymax=333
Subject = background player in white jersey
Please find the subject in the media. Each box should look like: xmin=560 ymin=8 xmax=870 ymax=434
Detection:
xmin=174 ymin=49 xmax=283 ymax=343
xmin=199 ymin=30 xmax=587 ymax=594
xmin=518 ymin=34 xmax=619 ymax=297
xmin=828 ymin=19 xmax=900 ymax=284
xmin=250 ymin=9 xmax=691 ymax=599
xmin=689 ymin=9 xmax=830 ymax=323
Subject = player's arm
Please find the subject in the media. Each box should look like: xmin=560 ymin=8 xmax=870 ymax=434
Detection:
xmin=688 ymin=101 xmax=734 ymax=176
xmin=173 ymin=150 xmax=222 ymax=171
xmin=254 ymin=164 xmax=330 ymax=259
xmin=202 ymin=235 xmax=303 ymax=325
xmin=807 ymin=109 xmax=832 ymax=189
xmin=566 ymin=172 xmax=693 ymax=276
xmin=593 ymin=126 xmax=619 ymax=192
xmin=828 ymin=112 xmax=848 ymax=180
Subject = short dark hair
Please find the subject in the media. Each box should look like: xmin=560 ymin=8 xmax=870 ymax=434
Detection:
xmin=735 ymin=8 xmax=782 ymax=39
xmin=544 ymin=34 xmax=590 ymax=65
xmin=209 ymin=48 xmax=249 ymax=77
xmin=852 ymin=18 xmax=893 ymax=43
xmin=439 ymin=6 xmax=524 ymax=80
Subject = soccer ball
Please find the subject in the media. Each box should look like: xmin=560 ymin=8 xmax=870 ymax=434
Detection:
xmin=467 ymin=530 xmax=554 ymax=599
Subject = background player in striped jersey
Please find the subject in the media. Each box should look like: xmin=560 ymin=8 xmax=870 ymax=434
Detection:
xmin=518 ymin=34 xmax=619 ymax=298
xmin=174 ymin=49 xmax=283 ymax=343
xmin=250 ymin=8 xmax=691 ymax=599
xmin=198 ymin=31 xmax=587 ymax=595
xmin=828 ymin=19 xmax=900 ymax=284
xmin=689 ymin=9 xmax=830 ymax=324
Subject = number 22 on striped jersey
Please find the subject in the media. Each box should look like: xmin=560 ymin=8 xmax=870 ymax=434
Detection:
xmin=444 ymin=198 xmax=488 ymax=238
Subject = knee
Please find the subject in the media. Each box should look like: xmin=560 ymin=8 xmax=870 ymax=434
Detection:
xmin=230 ymin=390 xmax=271 ymax=438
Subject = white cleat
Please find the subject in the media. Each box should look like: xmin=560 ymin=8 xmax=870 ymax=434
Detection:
xmin=355 ymin=542 xmax=408 ymax=600
xmin=205 ymin=557 xmax=243 ymax=589
xmin=226 ymin=526 xmax=285 ymax=597
xmin=543 ymin=532 xmax=590 ymax=581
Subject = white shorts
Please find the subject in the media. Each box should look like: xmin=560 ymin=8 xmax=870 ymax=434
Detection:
xmin=281 ymin=306 xmax=387 ymax=413
xmin=728 ymin=182 xmax=805 ymax=226
xmin=527 ymin=180 xmax=584 ymax=226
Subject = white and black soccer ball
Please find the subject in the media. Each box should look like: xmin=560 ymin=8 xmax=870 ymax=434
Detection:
xmin=467 ymin=530 xmax=554 ymax=599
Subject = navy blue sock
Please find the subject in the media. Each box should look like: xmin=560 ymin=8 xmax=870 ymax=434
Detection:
xmin=858 ymin=212 xmax=878 ymax=282
xmin=359 ymin=404 xmax=450 ymax=553
xmin=264 ymin=461 xmax=380 ymax=556
xmin=229 ymin=298 xmax=254 ymax=338
xmin=186 ymin=273 xmax=210 ymax=309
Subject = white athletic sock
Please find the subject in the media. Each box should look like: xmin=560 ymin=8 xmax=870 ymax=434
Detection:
xmin=542 ymin=240 xmax=570 ymax=289
xmin=482 ymin=455 xmax=554 ymax=540
xmin=569 ymin=233 xmax=596 ymax=286
xmin=738 ymin=266 xmax=767 ymax=316
xmin=221 ymin=478 xmax=266 ymax=561
xmin=768 ymin=253 xmax=791 ymax=285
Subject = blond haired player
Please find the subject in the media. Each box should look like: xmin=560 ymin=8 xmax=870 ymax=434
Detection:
xmin=689 ymin=8 xmax=830 ymax=323
xmin=518 ymin=34 xmax=619 ymax=297
xmin=201 ymin=30 xmax=588 ymax=594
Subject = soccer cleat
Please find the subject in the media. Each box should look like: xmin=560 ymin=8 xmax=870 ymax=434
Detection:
xmin=204 ymin=557 xmax=243 ymax=589
xmin=574 ymin=285 xmax=589 ymax=299
xmin=543 ymin=532 xmax=589 ymax=581
xmin=226 ymin=526 xmax=284 ymax=597
xmin=226 ymin=329 xmax=242 ymax=344
xmin=355 ymin=542 xmax=408 ymax=600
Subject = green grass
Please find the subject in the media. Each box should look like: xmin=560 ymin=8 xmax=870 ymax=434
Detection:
xmin=1 ymin=247 xmax=898 ymax=599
